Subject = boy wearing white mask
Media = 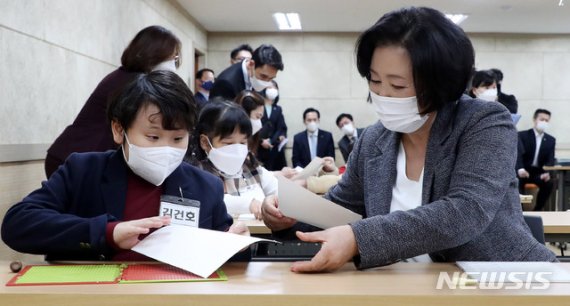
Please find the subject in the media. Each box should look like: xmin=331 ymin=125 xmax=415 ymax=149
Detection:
xmin=292 ymin=108 xmax=336 ymax=168
xmin=2 ymin=71 xmax=247 ymax=261
xmin=517 ymin=109 xmax=555 ymax=211
xmin=210 ymin=44 xmax=284 ymax=101
xmin=335 ymin=113 xmax=364 ymax=164
xmin=188 ymin=101 xmax=278 ymax=221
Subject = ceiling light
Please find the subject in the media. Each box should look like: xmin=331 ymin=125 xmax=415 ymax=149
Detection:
xmin=445 ymin=14 xmax=469 ymax=25
xmin=560 ymin=0 xmax=565 ymax=6
xmin=273 ymin=12 xmax=302 ymax=30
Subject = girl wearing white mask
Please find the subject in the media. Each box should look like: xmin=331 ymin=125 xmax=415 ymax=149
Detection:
xmin=2 ymin=71 xmax=247 ymax=261
xmin=468 ymin=70 xmax=499 ymax=102
xmin=261 ymin=7 xmax=557 ymax=273
xmin=235 ymin=90 xmax=265 ymax=153
xmin=188 ymin=101 xmax=278 ymax=220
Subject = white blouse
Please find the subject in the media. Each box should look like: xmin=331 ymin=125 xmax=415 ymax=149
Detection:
xmin=390 ymin=142 xmax=432 ymax=262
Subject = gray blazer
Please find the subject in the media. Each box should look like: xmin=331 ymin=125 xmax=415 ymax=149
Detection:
xmin=326 ymin=95 xmax=557 ymax=269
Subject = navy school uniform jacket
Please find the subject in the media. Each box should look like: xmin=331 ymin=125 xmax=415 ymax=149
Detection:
xmin=1 ymin=150 xmax=233 ymax=261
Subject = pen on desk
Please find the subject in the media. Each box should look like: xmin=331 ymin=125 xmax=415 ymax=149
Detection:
xmin=10 ymin=261 xmax=22 ymax=273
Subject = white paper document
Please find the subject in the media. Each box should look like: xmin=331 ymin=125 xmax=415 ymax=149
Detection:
xmin=132 ymin=225 xmax=274 ymax=278
xmin=457 ymin=261 xmax=570 ymax=283
xmin=277 ymin=175 xmax=362 ymax=229
xmin=291 ymin=157 xmax=323 ymax=180
xmin=277 ymin=137 xmax=288 ymax=152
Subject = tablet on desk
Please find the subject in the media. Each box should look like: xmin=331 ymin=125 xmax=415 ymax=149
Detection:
xmin=251 ymin=241 xmax=321 ymax=262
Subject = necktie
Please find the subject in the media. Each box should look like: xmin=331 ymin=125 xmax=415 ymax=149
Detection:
xmin=310 ymin=134 xmax=317 ymax=160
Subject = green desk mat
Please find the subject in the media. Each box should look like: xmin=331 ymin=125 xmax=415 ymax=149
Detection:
xmin=6 ymin=263 xmax=226 ymax=286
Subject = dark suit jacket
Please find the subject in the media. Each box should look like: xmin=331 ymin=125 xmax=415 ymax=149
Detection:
xmin=338 ymin=128 xmax=364 ymax=163
xmin=292 ymin=129 xmax=335 ymax=168
xmin=516 ymin=129 xmax=556 ymax=172
xmin=195 ymin=92 xmax=208 ymax=110
xmin=47 ymin=67 xmax=137 ymax=164
xmin=1 ymin=150 xmax=232 ymax=261
xmin=257 ymin=104 xmax=288 ymax=170
xmin=209 ymin=62 xmax=246 ymax=101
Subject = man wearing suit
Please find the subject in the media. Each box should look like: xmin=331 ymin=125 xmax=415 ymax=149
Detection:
xmin=517 ymin=109 xmax=555 ymax=211
xmin=336 ymin=113 xmax=364 ymax=163
xmin=210 ymin=44 xmax=284 ymax=101
xmin=194 ymin=68 xmax=215 ymax=110
xmin=292 ymin=108 xmax=335 ymax=168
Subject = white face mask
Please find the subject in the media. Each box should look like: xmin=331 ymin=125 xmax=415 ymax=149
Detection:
xmin=251 ymin=75 xmax=273 ymax=92
xmin=341 ymin=123 xmax=355 ymax=136
xmin=476 ymin=88 xmax=497 ymax=102
xmin=369 ymin=90 xmax=428 ymax=134
xmin=152 ymin=59 xmax=177 ymax=72
xmin=122 ymin=134 xmax=186 ymax=186
xmin=536 ymin=120 xmax=549 ymax=133
xmin=206 ymin=139 xmax=249 ymax=176
xmin=265 ymin=88 xmax=279 ymax=101
xmin=251 ymin=118 xmax=262 ymax=135
xmin=306 ymin=121 xmax=319 ymax=133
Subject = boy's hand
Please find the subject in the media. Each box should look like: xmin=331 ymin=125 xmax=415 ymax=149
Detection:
xmin=113 ymin=216 xmax=171 ymax=249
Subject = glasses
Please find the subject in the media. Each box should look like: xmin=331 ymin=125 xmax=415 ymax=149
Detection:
xmin=174 ymin=55 xmax=180 ymax=67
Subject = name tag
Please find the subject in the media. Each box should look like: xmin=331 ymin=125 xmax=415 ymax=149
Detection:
xmin=159 ymin=195 xmax=200 ymax=227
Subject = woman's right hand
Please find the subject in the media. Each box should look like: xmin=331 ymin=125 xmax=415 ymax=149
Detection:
xmin=261 ymin=195 xmax=296 ymax=231
xmin=113 ymin=216 xmax=171 ymax=250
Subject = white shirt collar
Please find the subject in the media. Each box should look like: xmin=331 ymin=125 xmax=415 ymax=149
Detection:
xmin=242 ymin=59 xmax=252 ymax=90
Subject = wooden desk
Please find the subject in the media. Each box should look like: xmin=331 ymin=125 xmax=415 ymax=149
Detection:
xmin=1 ymin=261 xmax=570 ymax=306
xmin=524 ymin=211 xmax=570 ymax=242
xmin=543 ymin=165 xmax=570 ymax=211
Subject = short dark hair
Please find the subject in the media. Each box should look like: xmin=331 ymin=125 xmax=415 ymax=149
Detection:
xmin=356 ymin=7 xmax=474 ymax=114
xmin=230 ymin=44 xmax=253 ymax=60
xmin=490 ymin=68 xmax=504 ymax=82
xmin=235 ymin=90 xmax=264 ymax=116
xmin=252 ymin=44 xmax=284 ymax=71
xmin=336 ymin=113 xmax=353 ymax=127
xmin=121 ymin=25 xmax=181 ymax=72
xmin=534 ymin=109 xmax=551 ymax=119
xmin=303 ymin=107 xmax=320 ymax=120
xmin=196 ymin=68 xmax=214 ymax=80
xmin=107 ymin=71 xmax=196 ymax=132
xmin=468 ymin=70 xmax=497 ymax=98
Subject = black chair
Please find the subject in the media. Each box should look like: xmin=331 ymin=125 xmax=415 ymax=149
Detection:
xmin=523 ymin=215 xmax=545 ymax=244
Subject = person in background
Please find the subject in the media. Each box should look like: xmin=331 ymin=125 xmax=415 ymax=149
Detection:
xmin=468 ymin=70 xmax=498 ymax=102
xmin=262 ymin=6 xmax=556 ymax=274
xmin=234 ymin=90 xmax=265 ymax=154
xmin=230 ymin=44 xmax=253 ymax=65
xmin=257 ymin=80 xmax=288 ymax=171
xmin=2 ymin=71 xmax=247 ymax=261
xmin=291 ymin=108 xmax=335 ymax=168
xmin=335 ymin=113 xmax=364 ymax=164
xmin=194 ymin=68 xmax=215 ymax=110
xmin=517 ymin=109 xmax=555 ymax=211
xmin=491 ymin=68 xmax=518 ymax=114
xmin=187 ymin=101 xmax=277 ymax=220
xmin=45 ymin=25 xmax=182 ymax=178
xmin=210 ymin=44 xmax=284 ymax=101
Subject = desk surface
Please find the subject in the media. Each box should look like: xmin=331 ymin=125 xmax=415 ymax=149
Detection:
xmin=2 ymin=261 xmax=570 ymax=306
xmin=544 ymin=166 xmax=570 ymax=171
xmin=237 ymin=217 xmax=271 ymax=235
xmin=524 ymin=211 xmax=570 ymax=234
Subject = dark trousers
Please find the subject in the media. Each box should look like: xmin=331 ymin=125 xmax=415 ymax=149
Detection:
xmin=519 ymin=166 xmax=553 ymax=211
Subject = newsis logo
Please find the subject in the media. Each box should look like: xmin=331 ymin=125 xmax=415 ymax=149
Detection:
xmin=436 ymin=271 xmax=552 ymax=290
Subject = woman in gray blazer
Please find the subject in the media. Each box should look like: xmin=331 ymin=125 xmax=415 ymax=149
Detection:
xmin=261 ymin=6 xmax=557 ymax=272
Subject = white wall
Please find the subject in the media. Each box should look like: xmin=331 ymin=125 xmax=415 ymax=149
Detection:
xmin=0 ymin=0 xmax=206 ymax=260
xmin=208 ymin=32 xmax=570 ymax=162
